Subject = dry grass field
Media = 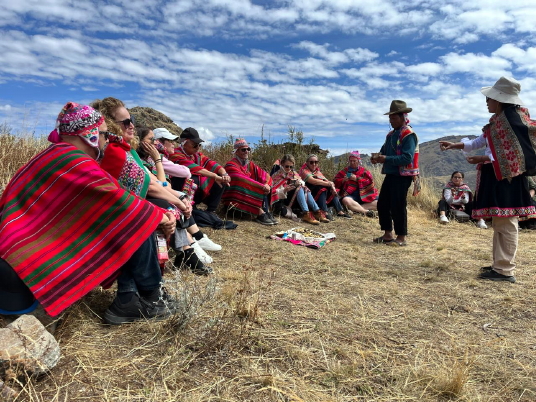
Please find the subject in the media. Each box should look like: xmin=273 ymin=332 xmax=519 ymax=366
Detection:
xmin=1 ymin=133 xmax=536 ymax=401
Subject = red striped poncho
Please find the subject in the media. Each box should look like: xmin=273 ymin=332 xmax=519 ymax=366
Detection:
xmin=221 ymin=157 xmax=272 ymax=215
xmin=169 ymin=147 xmax=222 ymax=197
xmin=0 ymin=143 xmax=162 ymax=316
xmin=334 ymin=166 xmax=378 ymax=203
xmin=299 ymin=163 xmax=337 ymax=204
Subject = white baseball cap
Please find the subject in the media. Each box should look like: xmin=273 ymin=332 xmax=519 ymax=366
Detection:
xmin=153 ymin=128 xmax=179 ymax=141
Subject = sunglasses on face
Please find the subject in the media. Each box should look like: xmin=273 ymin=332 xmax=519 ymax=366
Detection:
xmin=308 ymin=160 xmax=319 ymax=164
xmin=190 ymin=141 xmax=201 ymax=149
xmin=99 ymin=131 xmax=112 ymax=139
xmin=116 ymin=116 xmax=135 ymax=127
xmin=283 ymin=165 xmax=294 ymax=169
xmin=146 ymin=137 xmax=156 ymax=143
xmin=238 ymin=147 xmax=251 ymax=152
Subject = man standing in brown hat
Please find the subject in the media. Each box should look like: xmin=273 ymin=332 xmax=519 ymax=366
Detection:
xmin=371 ymin=100 xmax=419 ymax=246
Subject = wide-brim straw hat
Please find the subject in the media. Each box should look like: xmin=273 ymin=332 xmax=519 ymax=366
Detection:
xmin=480 ymin=76 xmax=524 ymax=105
xmin=384 ymin=100 xmax=412 ymax=115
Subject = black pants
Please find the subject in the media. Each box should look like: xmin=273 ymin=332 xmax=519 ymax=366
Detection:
xmin=0 ymin=258 xmax=36 ymax=313
xmin=437 ymin=199 xmax=474 ymax=218
xmin=377 ymin=174 xmax=413 ymax=236
xmin=172 ymin=176 xmax=224 ymax=213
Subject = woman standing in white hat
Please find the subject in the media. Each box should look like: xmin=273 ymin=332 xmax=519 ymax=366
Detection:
xmin=440 ymin=77 xmax=536 ymax=283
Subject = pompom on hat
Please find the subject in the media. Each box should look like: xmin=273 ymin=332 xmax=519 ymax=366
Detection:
xmin=48 ymin=102 xmax=104 ymax=149
xmin=480 ymin=76 xmax=524 ymax=105
xmin=348 ymin=150 xmax=361 ymax=160
xmin=233 ymin=138 xmax=249 ymax=150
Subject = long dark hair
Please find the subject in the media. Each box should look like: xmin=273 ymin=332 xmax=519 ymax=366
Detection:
xmin=136 ymin=127 xmax=152 ymax=159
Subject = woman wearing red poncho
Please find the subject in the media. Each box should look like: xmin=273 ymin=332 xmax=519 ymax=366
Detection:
xmin=334 ymin=151 xmax=378 ymax=217
xmin=0 ymin=102 xmax=177 ymax=324
xmin=221 ymin=138 xmax=277 ymax=225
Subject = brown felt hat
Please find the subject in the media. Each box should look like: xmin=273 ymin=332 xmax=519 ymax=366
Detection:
xmin=384 ymin=100 xmax=412 ymax=115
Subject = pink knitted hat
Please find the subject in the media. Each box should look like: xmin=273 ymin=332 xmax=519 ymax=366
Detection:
xmin=48 ymin=102 xmax=104 ymax=149
xmin=348 ymin=150 xmax=361 ymax=160
xmin=233 ymin=138 xmax=249 ymax=150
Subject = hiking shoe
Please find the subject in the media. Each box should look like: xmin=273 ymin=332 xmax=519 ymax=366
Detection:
xmin=255 ymin=213 xmax=275 ymax=225
xmin=302 ymin=212 xmax=320 ymax=225
xmin=197 ymin=235 xmax=222 ymax=251
xmin=103 ymin=292 xmax=172 ymax=325
xmin=480 ymin=266 xmax=493 ymax=272
xmin=191 ymin=241 xmax=213 ymax=264
xmin=365 ymin=210 xmax=376 ymax=218
xmin=476 ymin=219 xmax=488 ymax=229
xmin=478 ymin=269 xmax=516 ymax=283
xmin=439 ymin=215 xmax=449 ymax=224
xmin=314 ymin=210 xmax=330 ymax=223
xmin=337 ymin=212 xmax=353 ymax=219
xmin=267 ymin=212 xmax=279 ymax=224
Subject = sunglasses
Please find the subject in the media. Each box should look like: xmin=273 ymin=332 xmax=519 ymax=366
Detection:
xmin=238 ymin=147 xmax=251 ymax=152
xmin=99 ymin=131 xmax=112 ymax=139
xmin=283 ymin=165 xmax=294 ymax=169
xmin=190 ymin=141 xmax=201 ymax=149
xmin=308 ymin=160 xmax=319 ymax=164
xmin=116 ymin=116 xmax=135 ymax=127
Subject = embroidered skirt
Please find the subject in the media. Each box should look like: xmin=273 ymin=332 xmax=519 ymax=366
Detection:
xmin=472 ymin=163 xmax=535 ymax=218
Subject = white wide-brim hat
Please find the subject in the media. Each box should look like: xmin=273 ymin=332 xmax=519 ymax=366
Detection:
xmin=480 ymin=76 xmax=524 ymax=105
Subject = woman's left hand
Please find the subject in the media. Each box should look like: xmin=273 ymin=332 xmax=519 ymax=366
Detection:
xmin=466 ymin=155 xmax=488 ymax=164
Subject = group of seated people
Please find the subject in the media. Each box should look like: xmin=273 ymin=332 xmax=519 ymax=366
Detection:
xmin=0 ymin=98 xmax=380 ymax=326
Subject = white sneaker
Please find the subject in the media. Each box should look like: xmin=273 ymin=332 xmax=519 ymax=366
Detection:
xmin=191 ymin=241 xmax=213 ymax=264
xmin=197 ymin=234 xmax=222 ymax=251
xmin=476 ymin=219 xmax=488 ymax=229
xmin=439 ymin=215 xmax=449 ymax=224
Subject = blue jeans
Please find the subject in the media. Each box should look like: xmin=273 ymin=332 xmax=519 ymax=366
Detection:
xmin=295 ymin=188 xmax=320 ymax=212
xmin=315 ymin=190 xmax=343 ymax=213
xmin=117 ymin=235 xmax=162 ymax=294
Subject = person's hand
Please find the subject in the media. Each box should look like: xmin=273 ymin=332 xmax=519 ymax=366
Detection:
xmin=141 ymin=142 xmax=161 ymax=161
xmin=214 ymin=175 xmax=224 ymax=188
xmin=181 ymin=198 xmax=193 ymax=218
xmin=466 ymin=155 xmax=486 ymax=164
xmin=284 ymin=184 xmax=296 ymax=192
xmin=349 ymin=174 xmax=356 ymax=181
xmin=160 ymin=212 xmax=176 ymax=239
xmin=221 ymin=173 xmax=231 ymax=185
xmin=262 ymin=184 xmax=271 ymax=194
xmin=439 ymin=141 xmax=455 ymax=151
xmin=374 ymin=155 xmax=386 ymax=164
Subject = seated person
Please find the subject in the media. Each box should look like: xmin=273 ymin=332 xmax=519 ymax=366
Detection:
xmin=334 ymin=151 xmax=378 ymax=217
xmin=0 ymin=102 xmax=177 ymax=325
xmin=271 ymin=154 xmax=322 ymax=225
xmin=92 ymin=97 xmax=211 ymax=276
xmin=299 ymin=154 xmax=352 ymax=220
xmin=168 ymin=127 xmax=230 ymax=214
xmin=438 ymin=171 xmax=487 ymax=228
xmin=519 ymin=176 xmax=536 ymax=229
xmin=221 ymin=139 xmax=277 ymax=225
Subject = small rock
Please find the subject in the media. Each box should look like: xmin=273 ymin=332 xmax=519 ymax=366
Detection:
xmin=0 ymin=379 xmax=19 ymax=400
xmin=0 ymin=315 xmax=60 ymax=379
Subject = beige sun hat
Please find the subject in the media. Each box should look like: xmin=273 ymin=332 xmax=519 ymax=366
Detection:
xmin=480 ymin=76 xmax=524 ymax=105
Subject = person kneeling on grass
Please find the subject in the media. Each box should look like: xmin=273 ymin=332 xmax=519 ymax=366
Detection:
xmin=0 ymin=102 xmax=178 ymax=325
xmin=437 ymin=171 xmax=487 ymax=229
xmin=334 ymin=151 xmax=378 ymax=217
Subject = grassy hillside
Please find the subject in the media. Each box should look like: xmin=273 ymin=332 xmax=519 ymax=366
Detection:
xmin=2 ymin=131 xmax=535 ymax=401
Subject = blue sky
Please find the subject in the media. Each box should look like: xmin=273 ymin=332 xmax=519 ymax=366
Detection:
xmin=1 ymin=0 xmax=536 ymax=155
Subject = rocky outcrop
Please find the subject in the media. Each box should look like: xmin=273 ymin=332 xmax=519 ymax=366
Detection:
xmin=0 ymin=315 xmax=60 ymax=381
xmin=129 ymin=106 xmax=183 ymax=135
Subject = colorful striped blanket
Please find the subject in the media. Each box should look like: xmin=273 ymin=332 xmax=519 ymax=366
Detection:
xmin=0 ymin=143 xmax=162 ymax=316
xmin=299 ymin=163 xmax=337 ymax=204
xmin=333 ymin=166 xmax=378 ymax=203
xmin=221 ymin=158 xmax=272 ymax=215
xmin=169 ymin=147 xmax=222 ymax=197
